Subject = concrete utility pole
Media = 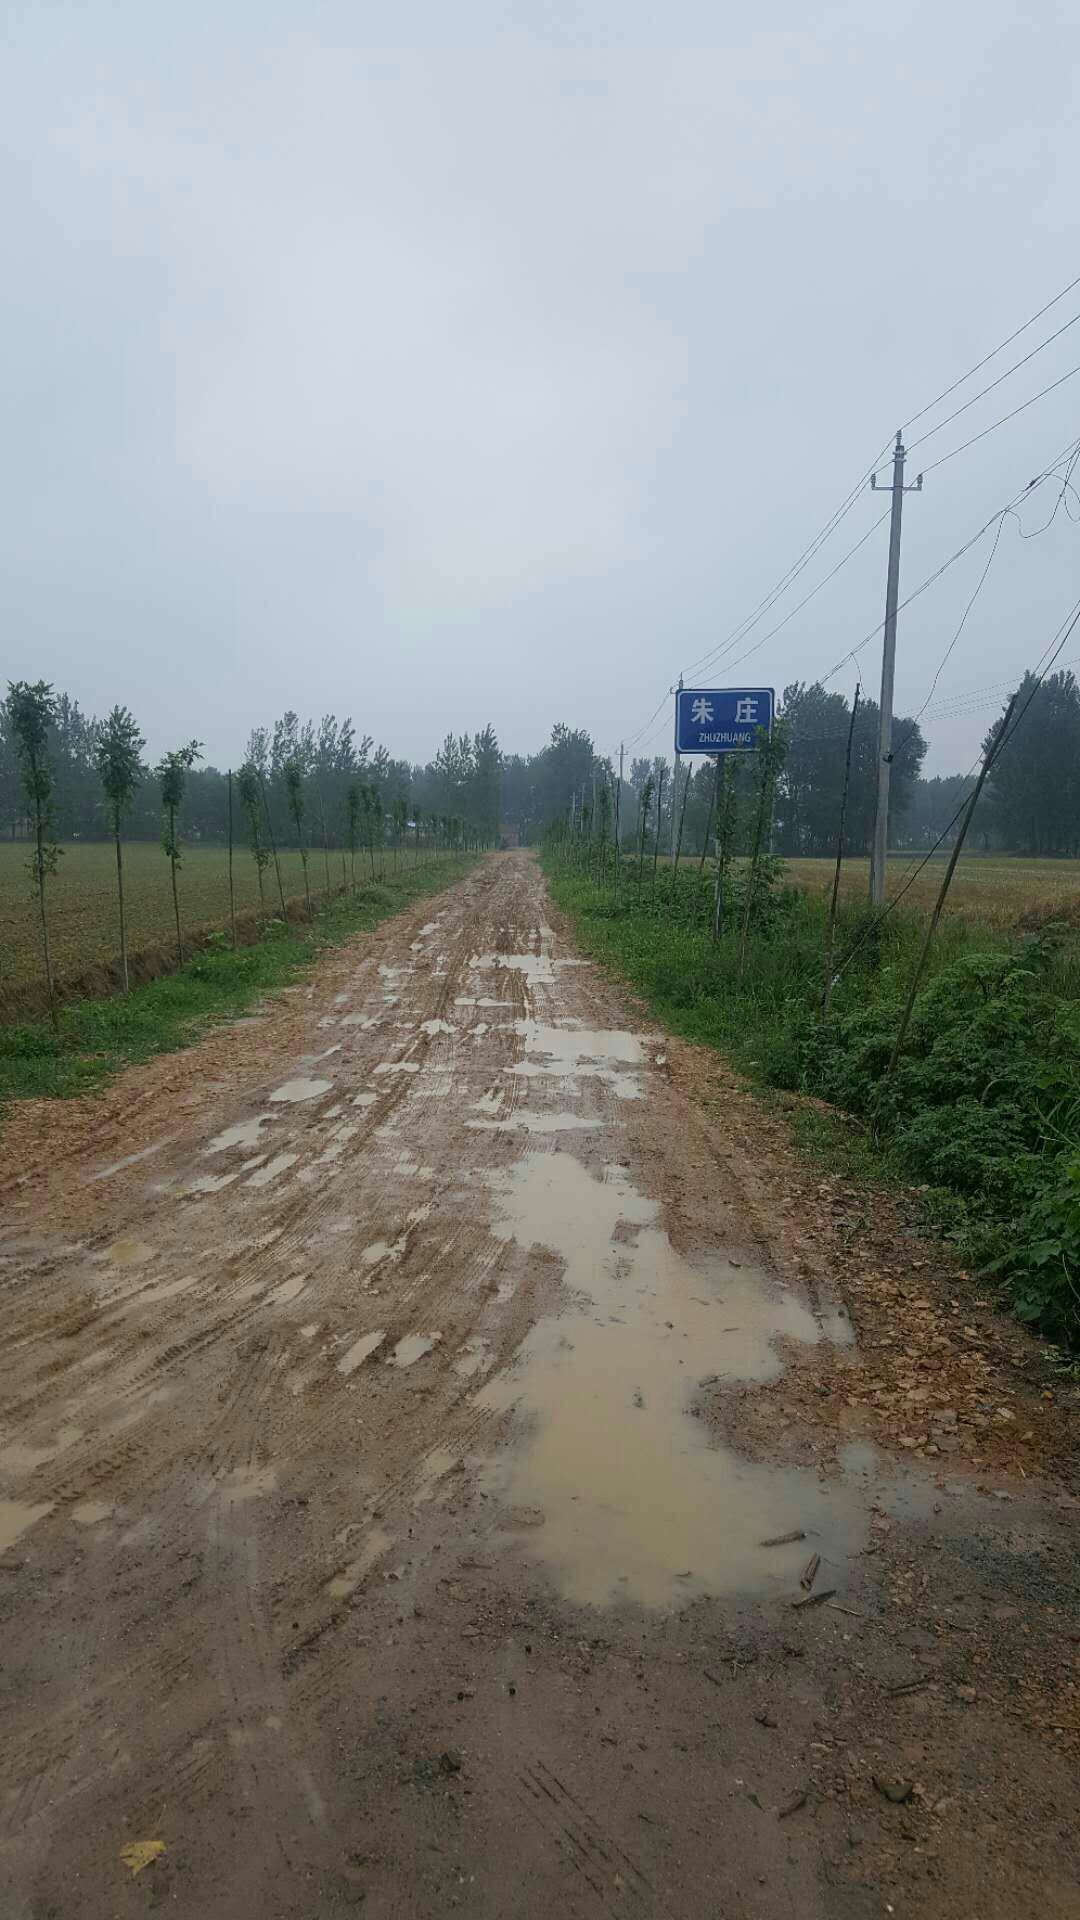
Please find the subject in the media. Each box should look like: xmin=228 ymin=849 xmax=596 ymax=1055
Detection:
xmin=869 ymin=432 xmax=923 ymax=907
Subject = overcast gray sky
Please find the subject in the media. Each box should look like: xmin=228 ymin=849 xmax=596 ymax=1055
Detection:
xmin=3 ymin=3 xmax=1078 ymax=777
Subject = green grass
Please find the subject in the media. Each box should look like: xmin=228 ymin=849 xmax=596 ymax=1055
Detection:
xmin=0 ymin=857 xmax=473 ymax=1104
xmin=544 ymin=846 xmax=1080 ymax=1346
xmin=0 ymin=838 xmax=418 ymax=1007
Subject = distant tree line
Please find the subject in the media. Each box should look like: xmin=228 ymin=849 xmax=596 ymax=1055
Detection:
xmin=515 ymin=671 xmax=1080 ymax=861
xmin=0 ymin=693 xmax=505 ymax=853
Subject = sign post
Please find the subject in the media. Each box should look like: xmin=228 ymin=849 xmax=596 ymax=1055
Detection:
xmin=674 ymin=687 xmax=775 ymax=756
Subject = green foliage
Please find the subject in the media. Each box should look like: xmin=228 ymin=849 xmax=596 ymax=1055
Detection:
xmin=544 ymin=833 xmax=1080 ymax=1347
xmin=8 ymin=680 xmax=61 ymax=884
xmin=95 ymin=706 xmax=144 ymax=823
xmin=156 ymin=740 xmax=203 ymax=862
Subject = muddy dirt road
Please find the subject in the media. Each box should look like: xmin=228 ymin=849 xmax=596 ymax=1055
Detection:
xmin=1 ymin=854 xmax=1077 ymax=1917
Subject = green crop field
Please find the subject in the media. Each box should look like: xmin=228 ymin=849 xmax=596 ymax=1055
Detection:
xmin=784 ymin=853 xmax=1080 ymax=929
xmin=0 ymin=839 xmax=410 ymax=1008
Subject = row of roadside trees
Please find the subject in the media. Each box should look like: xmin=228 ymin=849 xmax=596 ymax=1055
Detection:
xmin=4 ymin=682 xmax=502 ymax=1029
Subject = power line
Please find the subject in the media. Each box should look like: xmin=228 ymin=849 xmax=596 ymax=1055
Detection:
xmin=917 ymin=363 xmax=1080 ymax=475
xmin=829 ymin=595 xmax=1080 ymax=982
xmin=688 ymin=506 xmax=891 ymax=684
xmin=906 ymin=309 xmax=1080 ymax=456
xmin=678 ymin=439 xmax=894 ymax=683
xmin=901 ymin=269 xmax=1080 ymax=433
xmin=616 ymin=278 xmax=1080 ymax=754
xmin=912 ymin=511 xmax=1008 ymax=722
xmin=814 ymin=433 xmax=1080 ymax=688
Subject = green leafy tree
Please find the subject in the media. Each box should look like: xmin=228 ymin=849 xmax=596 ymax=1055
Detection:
xmin=984 ymin=670 xmax=1080 ymax=855
xmin=345 ymin=780 xmax=362 ymax=888
xmin=237 ymin=762 xmax=271 ymax=918
xmin=8 ymin=680 xmax=61 ymax=1028
xmin=155 ymin=739 xmax=203 ymax=966
xmin=283 ymin=753 xmax=312 ymax=919
xmin=95 ymin=705 xmax=145 ymax=990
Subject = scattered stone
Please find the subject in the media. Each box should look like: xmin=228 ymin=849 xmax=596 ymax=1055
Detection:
xmin=777 ymin=1789 xmax=807 ymax=1819
xmin=873 ymin=1775 xmax=913 ymax=1804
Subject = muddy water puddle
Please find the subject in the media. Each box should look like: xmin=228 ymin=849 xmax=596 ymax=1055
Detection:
xmin=480 ymin=1152 xmax=865 ymax=1609
xmin=0 ymin=1500 xmax=55 ymax=1552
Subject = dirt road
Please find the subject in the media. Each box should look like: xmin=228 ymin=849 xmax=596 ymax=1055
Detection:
xmin=1 ymin=854 xmax=1077 ymax=1917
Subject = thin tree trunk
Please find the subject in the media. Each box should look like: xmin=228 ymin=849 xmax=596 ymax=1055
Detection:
xmin=169 ymin=812 xmax=184 ymax=966
xmin=34 ymin=794 xmax=58 ymax=1033
xmin=698 ymin=757 xmax=723 ymax=922
xmin=821 ymin=688 xmax=860 ymax=1018
xmin=316 ymin=787 xmax=332 ymax=894
xmin=712 ymin=760 xmax=735 ymax=943
xmin=669 ymin=763 xmax=690 ymax=908
xmin=114 ymin=816 xmax=129 ymax=992
xmin=736 ymin=750 xmax=774 ymax=985
xmin=227 ymin=770 xmax=237 ymax=951
xmin=260 ymin=777 xmax=288 ymax=917
xmin=650 ymin=767 xmax=665 ymax=908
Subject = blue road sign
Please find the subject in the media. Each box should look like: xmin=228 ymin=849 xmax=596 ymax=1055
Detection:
xmin=674 ymin=687 xmax=775 ymax=754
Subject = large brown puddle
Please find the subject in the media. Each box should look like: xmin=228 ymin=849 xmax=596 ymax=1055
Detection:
xmin=480 ymin=1151 xmax=864 ymax=1609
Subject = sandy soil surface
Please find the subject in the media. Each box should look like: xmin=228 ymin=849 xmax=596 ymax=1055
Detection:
xmin=1 ymin=852 xmax=1077 ymax=1919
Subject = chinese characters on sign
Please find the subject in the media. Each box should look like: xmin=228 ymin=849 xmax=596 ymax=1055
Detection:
xmin=674 ymin=688 xmax=775 ymax=754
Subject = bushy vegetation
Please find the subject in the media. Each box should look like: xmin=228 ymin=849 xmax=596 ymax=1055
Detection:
xmin=544 ymin=832 xmax=1080 ymax=1347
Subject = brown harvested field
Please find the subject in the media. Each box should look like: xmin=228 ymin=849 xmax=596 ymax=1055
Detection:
xmin=0 ymin=840 xmax=384 ymax=1008
xmin=784 ymin=852 xmax=1080 ymax=928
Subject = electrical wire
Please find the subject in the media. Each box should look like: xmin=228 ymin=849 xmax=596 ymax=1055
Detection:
xmin=916 ymin=363 xmax=1080 ymax=475
xmin=901 ymin=269 xmax=1080 ymax=435
xmin=814 ymin=433 xmax=1080 ymax=688
xmin=616 ymin=278 xmax=1080 ymax=753
xmin=912 ymin=511 xmax=1008 ymax=722
xmin=905 ymin=311 xmax=1080 ymax=456
xmin=829 ymin=596 xmax=1080 ymax=982
xmin=678 ymin=439 xmax=894 ymax=683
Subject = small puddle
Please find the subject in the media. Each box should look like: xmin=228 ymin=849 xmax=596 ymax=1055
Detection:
xmin=188 ymin=1172 xmax=239 ymax=1196
xmin=467 ymin=1113 xmax=597 ymax=1135
xmin=247 ymin=1153 xmax=299 ymax=1188
xmin=516 ymin=1022 xmax=645 ymax=1067
xmin=338 ymin=1329 xmax=387 ymax=1374
xmin=72 ymin=1501 xmax=114 ymax=1527
xmin=269 ymin=1275 xmax=306 ymax=1306
xmin=205 ymin=1115 xmax=274 ymax=1155
xmin=0 ymin=1425 xmax=83 ymax=1476
xmin=269 ymin=1078 xmax=333 ymax=1104
xmin=105 ymin=1237 xmax=155 ymax=1269
xmin=480 ymin=1152 xmax=861 ymax=1609
xmin=0 ymin=1500 xmax=55 ymax=1552
xmin=390 ymin=1332 xmax=441 ymax=1368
